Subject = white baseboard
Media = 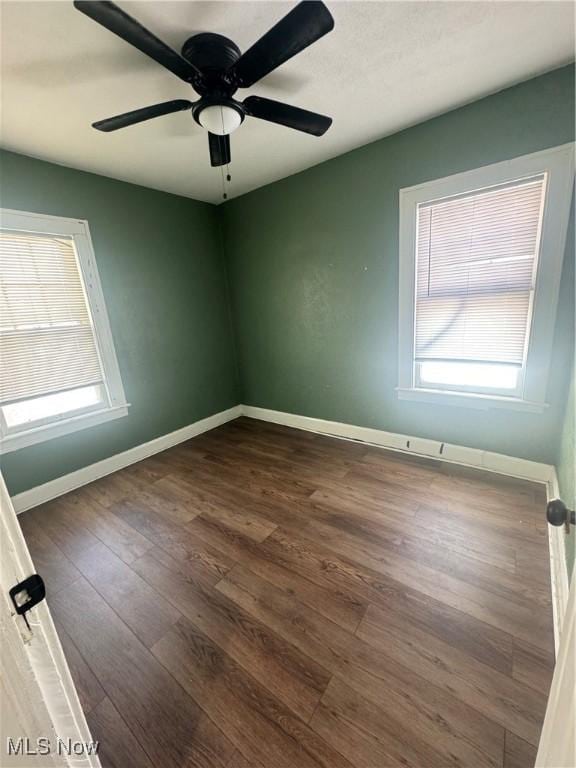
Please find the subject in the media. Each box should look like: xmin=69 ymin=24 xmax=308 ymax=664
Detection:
xmin=11 ymin=403 xmax=555 ymax=515
xmin=241 ymin=405 xmax=555 ymax=484
xmin=11 ymin=405 xmax=242 ymax=514
xmin=546 ymin=469 xmax=571 ymax=654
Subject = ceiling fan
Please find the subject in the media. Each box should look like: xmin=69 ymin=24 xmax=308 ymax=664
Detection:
xmin=74 ymin=1 xmax=334 ymax=167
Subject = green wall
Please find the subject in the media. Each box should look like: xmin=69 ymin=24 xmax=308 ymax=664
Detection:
xmin=223 ymin=65 xmax=575 ymax=464
xmin=1 ymin=66 xmax=574 ymax=497
xmin=0 ymin=150 xmax=238 ymax=495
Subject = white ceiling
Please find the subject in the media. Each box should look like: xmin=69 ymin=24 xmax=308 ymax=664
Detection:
xmin=1 ymin=1 xmax=574 ymax=204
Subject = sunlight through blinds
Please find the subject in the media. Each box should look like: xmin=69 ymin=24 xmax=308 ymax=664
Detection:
xmin=414 ymin=175 xmax=546 ymax=366
xmin=0 ymin=230 xmax=104 ymax=404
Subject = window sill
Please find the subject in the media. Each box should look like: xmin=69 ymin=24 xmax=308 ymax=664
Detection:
xmin=0 ymin=404 xmax=130 ymax=455
xmin=396 ymin=387 xmax=548 ymax=413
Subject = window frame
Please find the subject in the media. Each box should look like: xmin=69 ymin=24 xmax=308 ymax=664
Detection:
xmin=0 ymin=208 xmax=129 ymax=453
xmin=397 ymin=143 xmax=575 ymax=412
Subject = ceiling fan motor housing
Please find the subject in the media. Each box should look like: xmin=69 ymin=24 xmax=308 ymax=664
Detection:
xmin=182 ymin=33 xmax=241 ymax=83
xmin=183 ymin=33 xmax=246 ymax=129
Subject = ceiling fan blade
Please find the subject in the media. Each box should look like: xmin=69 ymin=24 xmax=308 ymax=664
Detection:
xmin=93 ymin=100 xmax=193 ymax=132
xmin=230 ymin=1 xmax=334 ymax=88
xmin=243 ymin=96 xmax=332 ymax=136
xmin=208 ymin=133 xmax=231 ymax=167
xmin=74 ymin=1 xmax=201 ymax=83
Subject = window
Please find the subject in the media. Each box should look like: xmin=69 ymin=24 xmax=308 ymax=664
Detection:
xmin=397 ymin=144 xmax=574 ymax=411
xmin=0 ymin=209 xmax=128 ymax=452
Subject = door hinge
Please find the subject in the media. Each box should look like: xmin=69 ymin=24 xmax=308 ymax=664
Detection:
xmin=9 ymin=574 xmax=46 ymax=630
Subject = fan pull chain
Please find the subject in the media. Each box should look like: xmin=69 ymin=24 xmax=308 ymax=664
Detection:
xmin=220 ymin=165 xmax=227 ymax=200
xmin=219 ymin=104 xmax=231 ymax=200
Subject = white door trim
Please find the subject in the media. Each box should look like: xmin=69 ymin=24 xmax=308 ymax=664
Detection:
xmin=0 ymin=473 xmax=100 ymax=767
xmin=546 ymin=469 xmax=571 ymax=653
xmin=536 ymin=569 xmax=575 ymax=767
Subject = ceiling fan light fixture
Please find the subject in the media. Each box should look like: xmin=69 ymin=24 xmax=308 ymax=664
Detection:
xmin=197 ymin=104 xmax=243 ymax=135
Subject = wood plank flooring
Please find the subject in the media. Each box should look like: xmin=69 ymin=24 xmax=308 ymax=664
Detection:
xmin=18 ymin=417 xmax=554 ymax=768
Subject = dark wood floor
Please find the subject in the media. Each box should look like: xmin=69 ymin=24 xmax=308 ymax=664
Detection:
xmin=19 ymin=417 xmax=555 ymax=768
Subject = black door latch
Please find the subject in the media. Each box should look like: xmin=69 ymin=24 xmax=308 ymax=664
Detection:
xmin=547 ymin=498 xmax=576 ymax=533
xmin=9 ymin=574 xmax=46 ymax=630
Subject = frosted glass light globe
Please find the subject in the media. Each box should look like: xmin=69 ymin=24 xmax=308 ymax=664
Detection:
xmin=198 ymin=105 xmax=242 ymax=135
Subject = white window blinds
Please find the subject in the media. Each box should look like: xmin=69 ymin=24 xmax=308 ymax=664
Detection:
xmin=414 ymin=175 xmax=546 ymax=366
xmin=0 ymin=230 xmax=104 ymax=405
